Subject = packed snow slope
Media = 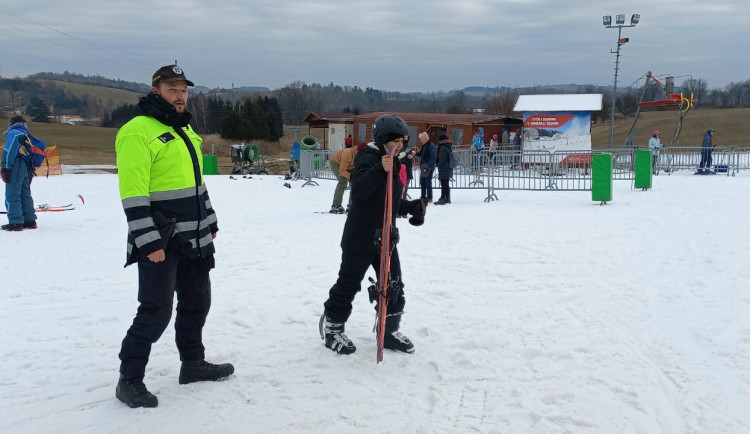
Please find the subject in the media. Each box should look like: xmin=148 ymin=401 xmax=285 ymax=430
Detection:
xmin=1 ymin=172 xmax=749 ymax=434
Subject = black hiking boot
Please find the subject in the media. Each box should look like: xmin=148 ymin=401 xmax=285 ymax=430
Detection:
xmin=179 ymin=360 xmax=235 ymax=384
xmin=1 ymin=223 xmax=23 ymax=231
xmin=116 ymin=376 xmax=158 ymax=408
xmin=23 ymin=221 xmax=37 ymax=229
xmin=382 ymin=313 xmax=415 ymax=353
xmin=319 ymin=314 xmax=356 ymax=355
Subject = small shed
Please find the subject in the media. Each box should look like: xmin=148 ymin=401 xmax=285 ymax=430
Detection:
xmin=352 ymin=112 xmax=523 ymax=149
xmin=513 ymin=94 xmax=603 ymax=154
xmin=302 ymin=112 xmax=355 ymax=151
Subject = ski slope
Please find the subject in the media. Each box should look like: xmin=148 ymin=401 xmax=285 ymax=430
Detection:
xmin=1 ymin=171 xmax=749 ymax=433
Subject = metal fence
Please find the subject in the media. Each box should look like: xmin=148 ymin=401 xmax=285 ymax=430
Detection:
xmin=656 ymin=146 xmax=738 ymax=176
xmin=300 ymin=146 xmax=750 ymax=196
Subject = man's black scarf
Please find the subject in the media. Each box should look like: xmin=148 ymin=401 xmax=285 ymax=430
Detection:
xmin=137 ymin=92 xmax=192 ymax=128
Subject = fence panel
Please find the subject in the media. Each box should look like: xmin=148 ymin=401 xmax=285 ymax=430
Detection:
xmin=302 ymin=147 xmax=750 ymax=196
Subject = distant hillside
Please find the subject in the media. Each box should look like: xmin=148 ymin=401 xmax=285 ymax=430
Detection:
xmin=591 ymin=108 xmax=750 ymax=147
xmin=461 ymin=84 xmax=605 ymax=98
xmin=28 ymin=71 xmax=151 ymax=93
xmin=37 ymin=80 xmax=141 ymax=108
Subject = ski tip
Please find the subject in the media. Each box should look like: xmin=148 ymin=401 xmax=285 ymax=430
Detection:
xmin=77 ymin=194 xmax=85 ymax=205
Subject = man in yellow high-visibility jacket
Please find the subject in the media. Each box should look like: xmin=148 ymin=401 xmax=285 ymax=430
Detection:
xmin=114 ymin=65 xmax=233 ymax=409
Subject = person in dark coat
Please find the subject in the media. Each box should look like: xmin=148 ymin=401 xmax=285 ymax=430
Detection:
xmin=417 ymin=131 xmax=436 ymax=203
xmin=698 ymin=128 xmax=715 ymax=174
xmin=319 ymin=114 xmax=428 ymax=355
xmin=435 ymin=134 xmax=454 ymax=204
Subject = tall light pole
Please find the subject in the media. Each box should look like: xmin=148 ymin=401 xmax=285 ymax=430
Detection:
xmin=603 ymin=13 xmax=639 ymax=147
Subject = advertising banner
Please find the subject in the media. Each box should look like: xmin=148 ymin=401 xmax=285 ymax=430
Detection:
xmin=522 ymin=112 xmax=591 ymax=160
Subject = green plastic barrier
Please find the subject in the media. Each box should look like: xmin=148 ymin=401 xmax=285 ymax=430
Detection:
xmin=591 ymin=153 xmax=613 ymax=204
xmin=313 ymin=156 xmax=322 ymax=169
xmin=202 ymin=155 xmax=218 ymax=175
xmin=634 ymin=149 xmax=653 ymax=190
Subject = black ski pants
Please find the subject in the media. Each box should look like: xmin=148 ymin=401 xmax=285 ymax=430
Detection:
xmin=439 ymin=178 xmax=451 ymax=201
xmin=119 ymin=253 xmax=212 ymax=379
xmin=324 ymin=248 xmax=405 ymax=323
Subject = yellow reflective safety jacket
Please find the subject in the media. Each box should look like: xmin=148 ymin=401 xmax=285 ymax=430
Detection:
xmin=116 ymin=114 xmax=218 ymax=265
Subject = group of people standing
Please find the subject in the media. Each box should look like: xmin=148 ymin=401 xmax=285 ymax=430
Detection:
xmin=329 ymin=130 xmax=456 ymax=211
xmin=413 ymin=132 xmax=454 ymax=205
xmin=110 ymin=65 xmax=429 ymax=409
xmin=648 ymin=128 xmax=717 ymax=174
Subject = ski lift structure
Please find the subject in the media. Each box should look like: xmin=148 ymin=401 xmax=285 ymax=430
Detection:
xmin=622 ymin=71 xmax=697 ymax=147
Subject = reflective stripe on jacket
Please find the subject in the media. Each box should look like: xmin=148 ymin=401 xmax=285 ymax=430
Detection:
xmin=116 ymin=115 xmax=218 ymax=265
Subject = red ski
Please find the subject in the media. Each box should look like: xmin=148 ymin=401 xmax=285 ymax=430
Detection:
xmin=375 ymin=144 xmax=400 ymax=363
xmin=1 ymin=203 xmax=74 ymax=214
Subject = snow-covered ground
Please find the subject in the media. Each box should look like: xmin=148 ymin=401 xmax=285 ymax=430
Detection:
xmin=2 ymin=172 xmax=749 ymax=433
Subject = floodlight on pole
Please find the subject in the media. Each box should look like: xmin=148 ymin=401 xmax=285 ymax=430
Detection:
xmin=603 ymin=13 xmax=639 ymax=147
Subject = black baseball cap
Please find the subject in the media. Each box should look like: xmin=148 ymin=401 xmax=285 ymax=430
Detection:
xmin=152 ymin=65 xmax=195 ymax=87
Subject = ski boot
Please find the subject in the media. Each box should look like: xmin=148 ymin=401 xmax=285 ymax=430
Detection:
xmin=116 ymin=375 xmax=158 ymax=408
xmin=179 ymin=360 xmax=235 ymax=384
xmin=319 ymin=314 xmax=356 ymax=354
xmin=382 ymin=312 xmax=415 ymax=353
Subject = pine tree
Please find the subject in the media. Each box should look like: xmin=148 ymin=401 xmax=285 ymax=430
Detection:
xmin=29 ymin=97 xmax=51 ymax=123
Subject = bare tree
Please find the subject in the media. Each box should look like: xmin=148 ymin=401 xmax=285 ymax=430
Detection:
xmin=617 ymin=89 xmax=639 ymax=118
xmin=485 ymin=88 xmax=518 ymax=115
xmin=445 ymin=91 xmax=466 ymax=114
xmin=681 ymin=78 xmax=708 ymax=108
xmin=274 ymin=80 xmax=309 ymax=125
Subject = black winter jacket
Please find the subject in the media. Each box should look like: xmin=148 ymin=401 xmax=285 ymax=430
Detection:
xmin=436 ymin=139 xmax=454 ymax=180
xmin=341 ymin=143 xmax=410 ymax=255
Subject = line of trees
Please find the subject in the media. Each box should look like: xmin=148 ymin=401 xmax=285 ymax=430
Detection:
xmin=102 ymin=94 xmax=284 ymax=143
xmin=7 ymin=72 xmax=750 ymax=134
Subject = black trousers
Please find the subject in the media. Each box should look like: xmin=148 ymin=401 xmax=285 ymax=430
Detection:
xmin=439 ymin=178 xmax=451 ymax=200
xmin=119 ymin=253 xmax=212 ymax=379
xmin=699 ymin=148 xmax=713 ymax=168
xmin=324 ymin=248 xmax=405 ymax=323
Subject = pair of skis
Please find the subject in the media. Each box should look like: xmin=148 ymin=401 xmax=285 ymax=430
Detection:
xmin=1 ymin=203 xmax=75 ymax=214
xmin=375 ymin=144 xmax=400 ymax=363
xmin=1 ymin=195 xmax=84 ymax=215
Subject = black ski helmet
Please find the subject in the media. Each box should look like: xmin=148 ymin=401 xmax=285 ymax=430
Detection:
xmin=372 ymin=114 xmax=409 ymax=145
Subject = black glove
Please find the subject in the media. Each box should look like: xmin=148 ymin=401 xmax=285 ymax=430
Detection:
xmin=408 ymin=198 xmax=427 ymax=226
xmin=1 ymin=169 xmax=9 ymax=184
xmin=188 ymin=255 xmax=215 ymax=271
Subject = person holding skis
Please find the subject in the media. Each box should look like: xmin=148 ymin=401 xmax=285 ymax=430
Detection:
xmin=319 ymin=114 xmax=427 ymax=355
xmin=114 ymin=64 xmax=234 ymax=408
xmin=1 ymin=115 xmax=42 ymax=231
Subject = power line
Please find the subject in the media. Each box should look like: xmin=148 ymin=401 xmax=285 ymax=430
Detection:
xmin=0 ymin=6 xmax=149 ymax=68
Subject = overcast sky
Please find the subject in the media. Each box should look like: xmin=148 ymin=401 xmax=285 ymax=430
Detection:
xmin=1 ymin=0 xmax=747 ymax=93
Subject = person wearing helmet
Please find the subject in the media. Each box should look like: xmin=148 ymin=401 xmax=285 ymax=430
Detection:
xmin=648 ymin=130 xmax=663 ymax=174
xmin=488 ymin=133 xmax=499 ymax=165
xmin=698 ymin=128 xmax=715 ymax=174
xmin=319 ymin=114 xmax=428 ymax=355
